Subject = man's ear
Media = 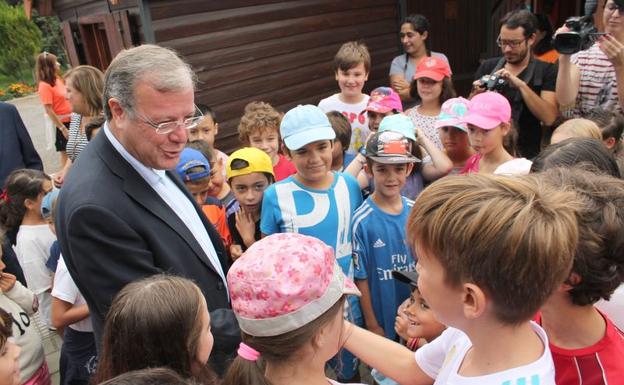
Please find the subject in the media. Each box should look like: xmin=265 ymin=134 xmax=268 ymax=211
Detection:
xmin=214 ymin=122 xmax=219 ymax=135
xmin=527 ymin=32 xmax=537 ymax=47
xmin=108 ymin=98 xmax=125 ymax=121
xmin=461 ymin=283 xmax=487 ymax=321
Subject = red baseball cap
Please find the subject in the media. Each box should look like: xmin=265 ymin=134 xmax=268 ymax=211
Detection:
xmin=413 ymin=56 xmax=452 ymax=81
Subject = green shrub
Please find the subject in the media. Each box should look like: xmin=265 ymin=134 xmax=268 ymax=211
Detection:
xmin=0 ymin=0 xmax=42 ymax=81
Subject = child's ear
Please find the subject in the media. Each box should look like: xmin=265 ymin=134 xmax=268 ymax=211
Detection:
xmin=604 ymin=136 xmax=616 ymax=149
xmin=461 ymin=283 xmax=487 ymax=321
xmin=364 ymin=162 xmax=373 ymax=177
xmin=23 ymin=198 xmax=37 ymax=211
xmin=562 ymin=272 xmax=582 ymax=292
xmin=500 ymin=123 xmax=511 ymax=137
xmin=406 ymin=163 xmax=414 ymax=175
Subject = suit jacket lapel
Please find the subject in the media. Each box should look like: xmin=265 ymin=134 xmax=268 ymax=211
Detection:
xmin=94 ymin=132 xmax=220 ymax=275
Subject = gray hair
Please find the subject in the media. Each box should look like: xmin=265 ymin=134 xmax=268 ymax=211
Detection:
xmin=102 ymin=44 xmax=197 ymax=120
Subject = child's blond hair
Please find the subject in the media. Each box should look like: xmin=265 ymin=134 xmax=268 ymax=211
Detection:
xmin=553 ymin=118 xmax=602 ymax=141
xmin=238 ymin=101 xmax=281 ymax=144
xmin=407 ymin=174 xmax=578 ymax=324
xmin=333 ymin=41 xmax=371 ymax=73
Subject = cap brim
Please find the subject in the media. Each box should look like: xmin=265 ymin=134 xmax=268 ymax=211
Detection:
xmin=414 ymin=71 xmax=445 ymax=81
xmin=434 ymin=118 xmax=467 ymax=132
xmin=283 ymin=125 xmax=336 ymax=150
xmin=462 ymin=113 xmax=501 ymax=130
xmin=392 ymin=270 xmax=419 ymax=286
xmin=363 ymin=104 xmax=392 ymax=114
xmin=368 ymin=155 xmax=420 ymax=164
xmin=234 ymin=261 xmax=359 ymax=337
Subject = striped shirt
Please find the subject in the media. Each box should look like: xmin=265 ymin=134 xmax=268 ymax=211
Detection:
xmin=569 ymin=43 xmax=622 ymax=117
xmin=537 ymin=311 xmax=624 ymax=385
xmin=66 ymin=114 xmax=89 ymax=161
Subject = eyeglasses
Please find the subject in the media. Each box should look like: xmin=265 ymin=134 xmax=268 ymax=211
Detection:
xmin=606 ymin=2 xmax=624 ymax=13
xmin=496 ymin=36 xmax=527 ymax=48
xmin=133 ymin=105 xmax=204 ymax=135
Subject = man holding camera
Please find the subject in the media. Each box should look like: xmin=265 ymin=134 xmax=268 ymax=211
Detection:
xmin=471 ymin=9 xmax=558 ymax=159
xmin=556 ymin=0 xmax=624 ymax=118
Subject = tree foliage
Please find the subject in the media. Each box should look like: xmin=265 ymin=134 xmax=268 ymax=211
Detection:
xmin=0 ymin=0 xmax=42 ymax=80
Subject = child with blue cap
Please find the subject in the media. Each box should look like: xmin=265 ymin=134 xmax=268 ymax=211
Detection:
xmin=260 ymin=104 xmax=364 ymax=383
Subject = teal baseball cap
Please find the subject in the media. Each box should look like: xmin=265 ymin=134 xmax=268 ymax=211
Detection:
xmin=280 ymin=105 xmax=336 ymax=150
xmin=378 ymin=114 xmax=416 ymax=142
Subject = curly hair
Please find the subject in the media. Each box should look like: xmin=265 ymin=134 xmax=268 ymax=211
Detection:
xmin=538 ymin=167 xmax=624 ymax=305
xmin=238 ymin=101 xmax=281 ymax=144
xmin=0 ymin=308 xmax=12 ymax=352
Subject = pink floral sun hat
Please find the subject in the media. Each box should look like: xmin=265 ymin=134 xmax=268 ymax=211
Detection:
xmin=227 ymin=233 xmax=361 ymax=337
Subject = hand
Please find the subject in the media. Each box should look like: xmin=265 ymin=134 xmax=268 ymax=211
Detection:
xmin=53 ymin=172 xmax=64 ymax=188
xmin=58 ymin=126 xmax=69 ymax=139
xmin=394 ymin=314 xmax=410 ymax=341
xmin=391 ymin=77 xmax=411 ymax=94
xmin=235 ymin=208 xmax=256 ymax=244
xmin=0 ymin=272 xmax=17 ymax=292
xmin=470 ymin=79 xmax=487 ymax=97
xmin=494 ymin=68 xmax=525 ymax=89
xmin=599 ymin=34 xmax=624 ymax=68
xmin=230 ymin=244 xmax=243 ymax=261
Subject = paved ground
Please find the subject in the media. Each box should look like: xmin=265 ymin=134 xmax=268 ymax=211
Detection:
xmin=8 ymin=94 xmax=63 ymax=175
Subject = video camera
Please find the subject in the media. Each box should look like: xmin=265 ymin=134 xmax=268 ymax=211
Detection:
xmin=553 ymin=15 xmax=603 ymax=55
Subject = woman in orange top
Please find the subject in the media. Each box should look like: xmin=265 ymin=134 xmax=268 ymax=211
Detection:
xmin=35 ymin=52 xmax=72 ymax=164
xmin=533 ymin=13 xmax=559 ymax=63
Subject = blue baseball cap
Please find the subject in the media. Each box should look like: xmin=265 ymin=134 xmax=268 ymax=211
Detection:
xmin=280 ymin=105 xmax=336 ymax=150
xmin=41 ymin=189 xmax=59 ymax=219
xmin=378 ymin=114 xmax=417 ymax=142
xmin=176 ymin=148 xmax=211 ymax=182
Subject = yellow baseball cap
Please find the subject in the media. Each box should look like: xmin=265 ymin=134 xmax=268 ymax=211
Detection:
xmin=226 ymin=147 xmax=275 ymax=181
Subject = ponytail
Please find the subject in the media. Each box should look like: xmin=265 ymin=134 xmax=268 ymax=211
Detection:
xmin=222 ymin=355 xmax=272 ymax=385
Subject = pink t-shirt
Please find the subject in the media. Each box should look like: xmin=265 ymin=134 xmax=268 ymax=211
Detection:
xmin=273 ymin=154 xmax=296 ymax=181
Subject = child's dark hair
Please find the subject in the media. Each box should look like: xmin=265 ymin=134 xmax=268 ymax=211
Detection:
xmin=222 ymin=297 xmax=346 ymax=385
xmin=0 ymin=307 xmax=13 ymax=352
xmin=408 ymin=174 xmax=578 ymax=324
xmin=0 ymin=169 xmax=51 ymax=233
xmin=326 ymin=111 xmax=351 ymax=154
xmin=538 ymin=167 xmax=624 ymax=305
xmin=187 ymin=140 xmax=216 ymax=165
xmin=531 ymin=138 xmax=621 ymax=178
xmin=409 ymin=77 xmax=456 ymax=105
xmin=95 ymin=275 xmax=216 ymax=385
xmin=196 ymin=104 xmax=217 ymax=123
xmin=99 ymin=368 xmax=194 ymax=385
xmin=85 ymin=115 xmax=105 ymax=141
xmin=333 ymin=41 xmax=371 ymax=74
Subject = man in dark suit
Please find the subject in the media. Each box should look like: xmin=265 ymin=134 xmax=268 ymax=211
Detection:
xmin=0 ymin=102 xmax=43 ymax=187
xmin=55 ymin=45 xmax=236 ymax=365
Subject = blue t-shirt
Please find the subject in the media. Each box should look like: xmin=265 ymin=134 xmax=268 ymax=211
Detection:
xmin=352 ymin=196 xmax=416 ymax=340
xmin=261 ymin=172 xmax=363 ymax=321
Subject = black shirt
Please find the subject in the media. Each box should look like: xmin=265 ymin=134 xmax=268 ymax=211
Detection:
xmin=227 ymin=210 xmax=261 ymax=253
xmin=474 ymin=57 xmax=557 ymax=159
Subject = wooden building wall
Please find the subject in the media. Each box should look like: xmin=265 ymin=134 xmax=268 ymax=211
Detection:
xmin=149 ymin=0 xmax=401 ymax=153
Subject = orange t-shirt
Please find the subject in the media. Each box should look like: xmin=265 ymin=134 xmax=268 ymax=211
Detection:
xmin=38 ymin=77 xmax=72 ymax=122
xmin=202 ymin=204 xmax=232 ymax=251
xmin=535 ymin=49 xmax=559 ymax=64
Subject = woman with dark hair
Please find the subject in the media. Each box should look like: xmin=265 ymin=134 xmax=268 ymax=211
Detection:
xmin=389 ymin=14 xmax=450 ymax=104
xmin=530 ymin=137 xmax=621 ymax=178
xmin=35 ymin=52 xmax=72 ymax=165
xmin=533 ymin=13 xmax=558 ymax=63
